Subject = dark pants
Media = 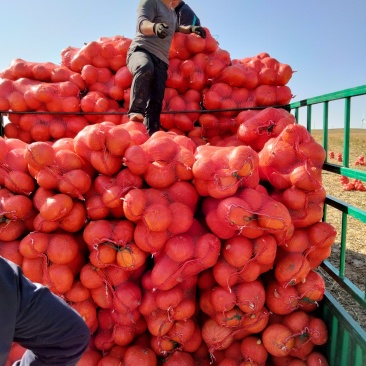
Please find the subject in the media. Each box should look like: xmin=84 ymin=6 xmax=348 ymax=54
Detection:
xmin=127 ymin=48 xmax=168 ymax=135
xmin=0 ymin=257 xmax=90 ymax=366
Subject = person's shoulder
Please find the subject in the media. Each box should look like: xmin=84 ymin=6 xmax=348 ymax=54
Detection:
xmin=0 ymin=256 xmax=20 ymax=285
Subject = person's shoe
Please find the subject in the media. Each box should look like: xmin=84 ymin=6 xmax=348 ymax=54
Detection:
xmin=128 ymin=113 xmax=144 ymax=122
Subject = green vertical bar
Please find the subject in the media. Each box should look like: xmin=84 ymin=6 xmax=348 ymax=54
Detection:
xmin=339 ymin=212 xmax=348 ymax=277
xmin=343 ymin=97 xmax=351 ymax=167
xmin=323 ymin=204 xmax=328 ymax=222
xmin=354 ymin=345 xmax=363 ymax=366
xmin=294 ymin=107 xmax=299 ymax=123
xmin=322 ymin=101 xmax=329 ymax=222
xmin=340 ymin=332 xmax=350 ymax=365
xmin=329 ymin=315 xmax=339 ymax=366
xmin=307 ymin=105 xmax=312 ymax=132
xmin=323 ymin=101 xmax=329 ymax=159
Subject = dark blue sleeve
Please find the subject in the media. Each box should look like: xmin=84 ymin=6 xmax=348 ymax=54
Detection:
xmin=0 ymin=257 xmax=90 ymax=366
xmin=176 ymin=4 xmax=201 ymax=26
xmin=0 ymin=258 xmax=17 ymax=366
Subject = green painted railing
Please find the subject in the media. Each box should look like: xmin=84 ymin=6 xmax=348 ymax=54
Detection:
xmin=290 ymin=85 xmax=366 ymax=365
xmin=290 ymin=85 xmax=366 ymax=309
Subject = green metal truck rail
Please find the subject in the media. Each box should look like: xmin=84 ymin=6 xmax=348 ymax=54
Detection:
xmin=290 ymin=85 xmax=366 ymax=365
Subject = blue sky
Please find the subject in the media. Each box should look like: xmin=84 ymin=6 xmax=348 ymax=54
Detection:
xmin=1 ymin=0 xmax=366 ymax=128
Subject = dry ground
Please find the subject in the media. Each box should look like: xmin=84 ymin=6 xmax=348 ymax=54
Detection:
xmin=311 ymin=128 xmax=366 ymax=330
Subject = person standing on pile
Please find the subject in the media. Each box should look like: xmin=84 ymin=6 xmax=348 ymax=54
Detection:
xmin=0 ymin=256 xmax=90 ymax=366
xmin=127 ymin=0 xmax=206 ymax=136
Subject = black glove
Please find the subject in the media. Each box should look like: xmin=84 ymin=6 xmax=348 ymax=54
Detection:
xmin=153 ymin=23 xmax=169 ymax=39
xmin=190 ymin=26 xmax=206 ymax=38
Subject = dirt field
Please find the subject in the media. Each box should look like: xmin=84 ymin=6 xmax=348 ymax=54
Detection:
xmin=311 ymin=128 xmax=366 ymax=330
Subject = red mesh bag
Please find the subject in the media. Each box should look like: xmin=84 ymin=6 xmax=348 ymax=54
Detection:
xmin=0 ymin=187 xmax=36 ymax=241
xmin=140 ymin=273 xmax=201 ymax=356
xmin=272 ymin=186 xmax=326 ymax=229
xmin=0 ymin=58 xmax=86 ymax=90
xmin=83 ymin=168 xmax=143 ymax=221
xmin=265 ymin=269 xmax=327 ymax=315
xmin=212 ymin=63 xmax=259 ymax=90
xmin=2 ymin=78 xmax=81 ymax=113
xmin=0 ymin=137 xmax=36 ymax=196
xmin=206 ymin=132 xmax=243 ymax=147
xmin=93 ymin=307 xmax=146 ymax=350
xmin=25 ymin=140 xmax=95 ymax=199
xmin=150 ymin=231 xmax=221 ymax=291
xmin=0 ymin=58 xmax=59 ymax=82
xmin=31 ymin=187 xmax=87 ymax=233
xmin=169 ymin=27 xmax=218 ymax=61
xmin=193 ymin=145 xmax=259 ymax=199
xmin=204 ymin=186 xmax=292 ymax=245
xmin=166 ymin=59 xmax=189 ymax=94
xmin=82 ymin=219 xmax=148 ymax=272
xmin=237 ymin=107 xmax=295 ymax=152
xmin=198 ymin=113 xmax=239 ymax=137
xmin=251 ymin=84 xmax=293 ymax=106
xmin=180 ymin=53 xmax=208 ymax=92
xmin=74 ymin=121 xmax=133 ymax=175
xmin=18 ymin=231 xmax=86 ymax=295
xmin=232 ymin=52 xmax=294 ymax=87
xmin=201 ymin=306 xmax=270 ymax=355
xmin=200 ymin=279 xmax=266 ymax=320
xmin=151 ymin=318 xmax=202 ymax=357
xmin=202 ymin=82 xmax=256 ymax=118
xmin=79 ymin=90 xmax=123 ymax=124
xmin=82 ymin=65 xmax=131 ymax=102
xmin=279 ymin=221 xmax=336 ymax=270
xmin=5 ymin=113 xmax=89 ymax=142
xmin=124 ymin=182 xmax=198 ymax=254
xmin=204 ymin=48 xmax=231 ymax=80
xmin=137 ymin=131 xmax=196 ymax=188
xmin=258 ymin=124 xmax=326 ymax=190
xmin=160 ymin=88 xmax=201 ymax=132
xmin=212 ymin=234 xmax=277 ymax=289
xmin=295 ymin=270 xmax=326 ymax=312
xmin=61 ymin=35 xmax=132 ymax=73
xmin=140 ymin=273 xmax=198 ymax=331
xmin=273 ymin=251 xmax=311 ymax=287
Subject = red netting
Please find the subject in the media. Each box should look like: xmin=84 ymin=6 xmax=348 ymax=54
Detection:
xmin=73 ymin=121 xmax=134 ymax=175
xmin=123 ymin=182 xmax=198 ymax=254
xmin=25 ymin=139 xmax=96 ymax=199
xmin=0 ymin=58 xmax=86 ymax=90
xmin=258 ymin=124 xmax=326 ymax=191
xmin=0 ymin=137 xmax=36 ymax=196
xmin=193 ymin=145 xmax=259 ymax=199
xmin=237 ymin=107 xmax=295 ymax=152
xmin=16 ymin=231 xmax=87 ymax=295
xmin=204 ymin=186 xmax=292 ymax=245
xmin=150 ymin=231 xmax=221 ymax=291
xmin=0 ymin=78 xmax=81 ymax=113
xmin=7 ymin=113 xmax=88 ymax=142
xmin=61 ymin=35 xmax=132 ymax=73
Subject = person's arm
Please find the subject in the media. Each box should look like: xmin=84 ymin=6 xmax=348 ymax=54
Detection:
xmin=139 ymin=19 xmax=156 ymax=36
xmin=178 ymin=25 xmax=191 ymax=34
xmin=0 ymin=257 xmax=90 ymax=366
xmin=178 ymin=25 xmax=206 ymax=38
xmin=139 ymin=19 xmax=171 ymax=39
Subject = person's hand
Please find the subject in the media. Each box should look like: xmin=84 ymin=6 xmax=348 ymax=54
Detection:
xmin=190 ymin=26 xmax=206 ymax=38
xmin=153 ymin=23 xmax=169 ymax=39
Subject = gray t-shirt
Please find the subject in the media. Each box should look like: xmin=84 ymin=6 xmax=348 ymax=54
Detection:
xmin=128 ymin=0 xmax=178 ymax=65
